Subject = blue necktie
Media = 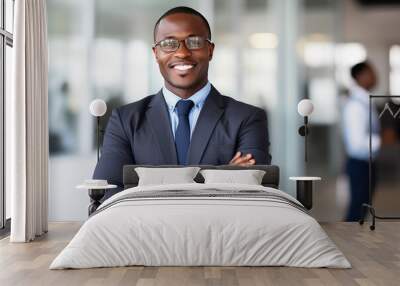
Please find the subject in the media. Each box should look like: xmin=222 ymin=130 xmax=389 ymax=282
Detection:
xmin=175 ymin=100 xmax=194 ymax=165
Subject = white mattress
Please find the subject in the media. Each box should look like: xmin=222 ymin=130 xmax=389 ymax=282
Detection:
xmin=50 ymin=183 xmax=351 ymax=269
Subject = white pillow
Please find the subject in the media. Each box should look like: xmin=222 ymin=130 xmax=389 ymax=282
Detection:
xmin=200 ymin=169 xmax=266 ymax=185
xmin=135 ymin=167 xmax=200 ymax=186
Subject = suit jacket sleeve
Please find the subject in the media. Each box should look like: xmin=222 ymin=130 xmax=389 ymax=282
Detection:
xmin=237 ymin=108 xmax=271 ymax=164
xmin=92 ymin=109 xmax=134 ymax=197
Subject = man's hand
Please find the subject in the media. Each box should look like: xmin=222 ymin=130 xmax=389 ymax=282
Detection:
xmin=229 ymin=151 xmax=256 ymax=166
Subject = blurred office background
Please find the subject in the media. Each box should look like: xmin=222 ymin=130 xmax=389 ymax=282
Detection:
xmin=44 ymin=0 xmax=400 ymax=221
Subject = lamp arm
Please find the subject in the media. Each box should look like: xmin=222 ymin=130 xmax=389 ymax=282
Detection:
xmin=97 ymin=117 xmax=100 ymax=162
xmin=305 ymin=117 xmax=308 ymax=162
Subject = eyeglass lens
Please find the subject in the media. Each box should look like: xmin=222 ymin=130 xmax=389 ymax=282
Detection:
xmin=158 ymin=36 xmax=206 ymax=52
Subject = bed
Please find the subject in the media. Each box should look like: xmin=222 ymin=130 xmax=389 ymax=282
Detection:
xmin=50 ymin=165 xmax=350 ymax=269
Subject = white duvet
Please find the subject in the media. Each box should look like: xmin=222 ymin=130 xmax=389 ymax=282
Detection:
xmin=50 ymin=183 xmax=351 ymax=269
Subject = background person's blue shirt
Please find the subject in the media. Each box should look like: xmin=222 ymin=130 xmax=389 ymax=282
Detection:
xmin=342 ymin=84 xmax=381 ymax=160
xmin=162 ymin=82 xmax=211 ymax=139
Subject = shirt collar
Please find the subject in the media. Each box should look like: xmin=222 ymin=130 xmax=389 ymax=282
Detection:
xmin=162 ymin=82 xmax=211 ymax=112
xmin=350 ymin=83 xmax=370 ymax=103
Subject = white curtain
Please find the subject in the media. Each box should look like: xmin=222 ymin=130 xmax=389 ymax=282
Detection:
xmin=8 ymin=0 xmax=49 ymax=242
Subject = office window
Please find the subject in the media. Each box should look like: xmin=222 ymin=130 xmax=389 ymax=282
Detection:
xmin=1 ymin=0 xmax=14 ymax=231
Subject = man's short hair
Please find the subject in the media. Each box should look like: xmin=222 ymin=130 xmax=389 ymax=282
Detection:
xmin=153 ymin=6 xmax=212 ymax=42
xmin=350 ymin=61 xmax=371 ymax=80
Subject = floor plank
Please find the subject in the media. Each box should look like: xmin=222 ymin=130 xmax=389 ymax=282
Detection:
xmin=0 ymin=221 xmax=399 ymax=286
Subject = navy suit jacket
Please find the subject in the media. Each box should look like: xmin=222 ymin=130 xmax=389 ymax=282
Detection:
xmin=93 ymin=85 xmax=271 ymax=199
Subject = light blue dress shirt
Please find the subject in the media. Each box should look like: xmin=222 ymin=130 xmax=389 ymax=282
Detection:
xmin=342 ymin=84 xmax=381 ymax=160
xmin=162 ymin=82 xmax=211 ymax=139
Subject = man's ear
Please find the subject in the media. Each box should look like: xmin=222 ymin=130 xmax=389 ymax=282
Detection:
xmin=152 ymin=47 xmax=159 ymax=62
xmin=208 ymin=42 xmax=215 ymax=61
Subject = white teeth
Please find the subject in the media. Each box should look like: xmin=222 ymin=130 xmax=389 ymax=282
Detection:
xmin=173 ymin=65 xmax=194 ymax=71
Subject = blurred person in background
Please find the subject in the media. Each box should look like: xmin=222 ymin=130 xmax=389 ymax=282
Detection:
xmin=48 ymin=80 xmax=76 ymax=154
xmin=342 ymin=61 xmax=381 ymax=222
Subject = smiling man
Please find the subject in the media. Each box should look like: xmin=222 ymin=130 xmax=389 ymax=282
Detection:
xmin=93 ymin=6 xmax=271 ymax=199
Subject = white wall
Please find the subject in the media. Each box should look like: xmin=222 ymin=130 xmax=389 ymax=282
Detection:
xmin=48 ymin=155 xmax=96 ymax=221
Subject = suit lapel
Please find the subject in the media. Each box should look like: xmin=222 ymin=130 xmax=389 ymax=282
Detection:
xmin=147 ymin=90 xmax=178 ymax=164
xmin=187 ymin=86 xmax=225 ymax=164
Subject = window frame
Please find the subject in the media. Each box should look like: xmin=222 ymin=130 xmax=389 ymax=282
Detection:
xmin=0 ymin=0 xmax=14 ymax=233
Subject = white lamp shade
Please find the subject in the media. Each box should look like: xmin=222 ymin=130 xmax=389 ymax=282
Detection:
xmin=391 ymin=96 xmax=400 ymax=105
xmin=297 ymin=99 xmax=314 ymax=117
xmin=89 ymin=99 xmax=107 ymax=117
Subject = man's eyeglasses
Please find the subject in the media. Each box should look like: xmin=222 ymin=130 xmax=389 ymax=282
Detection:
xmin=153 ymin=36 xmax=213 ymax=53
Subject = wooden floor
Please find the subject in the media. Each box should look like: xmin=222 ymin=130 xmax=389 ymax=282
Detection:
xmin=0 ymin=222 xmax=399 ymax=286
